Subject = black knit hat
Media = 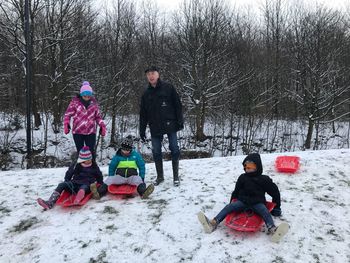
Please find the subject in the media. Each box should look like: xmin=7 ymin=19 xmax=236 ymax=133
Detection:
xmin=121 ymin=137 xmax=133 ymax=150
xmin=144 ymin=66 xmax=159 ymax=73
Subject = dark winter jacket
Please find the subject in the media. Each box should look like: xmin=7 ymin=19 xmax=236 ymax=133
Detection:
xmin=139 ymin=79 xmax=183 ymax=137
xmin=230 ymin=153 xmax=281 ymax=208
xmin=64 ymin=162 xmax=104 ymax=186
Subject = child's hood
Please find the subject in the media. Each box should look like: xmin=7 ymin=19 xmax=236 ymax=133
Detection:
xmin=242 ymin=153 xmax=263 ymax=175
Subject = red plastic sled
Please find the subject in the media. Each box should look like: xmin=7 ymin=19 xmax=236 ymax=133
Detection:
xmin=56 ymin=190 xmax=93 ymax=207
xmin=275 ymin=156 xmax=300 ymax=173
xmin=108 ymin=184 xmax=137 ymax=195
xmin=225 ymin=201 xmax=275 ymax=232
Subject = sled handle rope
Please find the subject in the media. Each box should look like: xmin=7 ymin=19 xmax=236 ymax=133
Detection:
xmin=228 ymin=208 xmax=256 ymax=228
xmin=231 ymin=208 xmax=254 ymax=221
xmin=60 ymin=181 xmax=78 ymax=204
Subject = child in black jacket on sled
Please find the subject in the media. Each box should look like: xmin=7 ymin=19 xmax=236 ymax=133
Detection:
xmin=37 ymin=146 xmax=107 ymax=210
xmin=198 ymin=153 xmax=284 ymax=235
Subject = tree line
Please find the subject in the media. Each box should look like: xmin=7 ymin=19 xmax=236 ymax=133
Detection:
xmin=0 ymin=0 xmax=349 ymax=154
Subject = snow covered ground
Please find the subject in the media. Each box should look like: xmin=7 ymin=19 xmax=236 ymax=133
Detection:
xmin=0 ymin=149 xmax=349 ymax=263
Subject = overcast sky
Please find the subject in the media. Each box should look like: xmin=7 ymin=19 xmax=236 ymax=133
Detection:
xmin=96 ymin=0 xmax=350 ymax=14
xmin=153 ymin=0 xmax=350 ymax=10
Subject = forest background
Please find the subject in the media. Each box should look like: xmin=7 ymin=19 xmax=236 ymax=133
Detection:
xmin=0 ymin=0 xmax=349 ymax=169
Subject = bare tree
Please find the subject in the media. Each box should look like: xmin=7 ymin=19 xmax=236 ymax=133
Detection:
xmin=137 ymin=0 xmax=168 ymax=66
xmin=261 ymin=0 xmax=290 ymax=116
xmin=36 ymin=0 xmax=97 ymax=133
xmin=286 ymin=6 xmax=350 ymax=149
xmin=221 ymin=10 xmax=256 ymax=155
xmin=172 ymin=0 xmax=231 ymax=141
xmin=0 ymin=0 xmax=44 ymax=127
xmin=98 ymin=0 xmax=138 ymax=145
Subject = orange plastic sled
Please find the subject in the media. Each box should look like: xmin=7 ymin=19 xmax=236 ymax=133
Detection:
xmin=275 ymin=156 xmax=300 ymax=173
xmin=108 ymin=184 xmax=137 ymax=195
xmin=225 ymin=201 xmax=275 ymax=232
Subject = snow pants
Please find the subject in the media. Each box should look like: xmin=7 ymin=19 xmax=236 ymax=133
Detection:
xmin=104 ymin=175 xmax=143 ymax=186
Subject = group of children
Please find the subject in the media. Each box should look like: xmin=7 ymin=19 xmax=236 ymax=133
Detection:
xmin=38 ymin=149 xmax=284 ymax=237
xmin=37 ymin=81 xmax=286 ymax=238
xmin=37 ymin=138 xmax=155 ymax=209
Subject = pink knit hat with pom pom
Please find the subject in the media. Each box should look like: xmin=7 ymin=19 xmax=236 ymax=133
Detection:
xmin=80 ymin=81 xmax=93 ymax=96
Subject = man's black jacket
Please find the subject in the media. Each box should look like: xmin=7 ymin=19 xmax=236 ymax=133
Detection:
xmin=140 ymin=79 xmax=183 ymax=137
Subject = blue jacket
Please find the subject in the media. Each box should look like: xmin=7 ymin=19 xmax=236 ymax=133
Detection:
xmin=108 ymin=148 xmax=146 ymax=179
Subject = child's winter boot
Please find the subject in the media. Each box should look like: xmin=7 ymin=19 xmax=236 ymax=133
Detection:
xmin=270 ymin=222 xmax=289 ymax=243
xmin=90 ymin=183 xmax=100 ymax=200
xmin=137 ymin=183 xmax=155 ymax=199
xmin=141 ymin=184 xmax=155 ymax=199
xmin=37 ymin=191 xmax=60 ymax=210
xmin=197 ymin=212 xmax=218 ymax=233
xmin=37 ymin=198 xmax=50 ymax=210
xmin=74 ymin=189 xmax=85 ymax=204
xmin=267 ymin=225 xmax=277 ymax=235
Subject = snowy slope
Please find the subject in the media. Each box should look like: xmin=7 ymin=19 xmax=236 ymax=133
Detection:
xmin=0 ymin=149 xmax=349 ymax=263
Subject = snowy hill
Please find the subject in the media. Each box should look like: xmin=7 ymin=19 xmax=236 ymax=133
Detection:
xmin=0 ymin=149 xmax=349 ymax=263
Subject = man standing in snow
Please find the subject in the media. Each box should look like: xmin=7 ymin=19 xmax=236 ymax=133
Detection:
xmin=139 ymin=66 xmax=184 ymax=186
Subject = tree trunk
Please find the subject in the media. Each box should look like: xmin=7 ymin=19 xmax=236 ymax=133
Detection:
xmin=52 ymin=82 xmax=61 ymax=134
xmin=195 ymin=101 xmax=206 ymax=141
xmin=31 ymin=76 xmax=42 ymax=129
xmin=110 ymin=111 xmax=116 ymax=146
xmin=304 ymin=117 xmax=314 ymax=149
xmin=228 ymin=111 xmax=234 ymax=156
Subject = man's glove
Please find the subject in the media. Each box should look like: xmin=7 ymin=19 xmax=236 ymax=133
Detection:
xmin=271 ymin=207 xmax=282 ymax=217
xmin=178 ymin=122 xmax=184 ymax=130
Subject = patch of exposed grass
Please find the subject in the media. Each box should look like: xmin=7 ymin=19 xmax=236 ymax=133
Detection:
xmin=339 ymin=179 xmax=350 ymax=187
xmin=312 ymin=253 xmax=321 ymax=263
xmin=133 ymin=246 xmax=143 ymax=253
xmin=89 ymin=250 xmax=107 ymax=263
xmin=102 ymin=206 xmax=119 ymax=215
xmin=105 ymin=224 xmax=117 ymax=231
xmin=147 ymin=198 xmax=168 ymax=207
xmin=9 ymin=216 xmax=39 ymax=233
xmin=0 ymin=205 xmax=11 ymax=214
xmin=272 ymin=256 xmax=286 ymax=263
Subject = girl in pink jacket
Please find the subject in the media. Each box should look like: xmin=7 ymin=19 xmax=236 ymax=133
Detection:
xmin=64 ymin=81 xmax=106 ymax=158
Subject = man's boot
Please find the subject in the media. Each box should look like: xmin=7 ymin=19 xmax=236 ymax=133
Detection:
xmin=154 ymin=160 xmax=164 ymax=185
xmin=172 ymin=159 xmax=180 ymax=186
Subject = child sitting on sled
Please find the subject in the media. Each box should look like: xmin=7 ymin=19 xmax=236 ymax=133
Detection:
xmin=105 ymin=136 xmax=154 ymax=198
xmin=198 ymin=153 xmax=283 ymax=235
xmin=37 ymin=146 xmax=105 ymax=209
